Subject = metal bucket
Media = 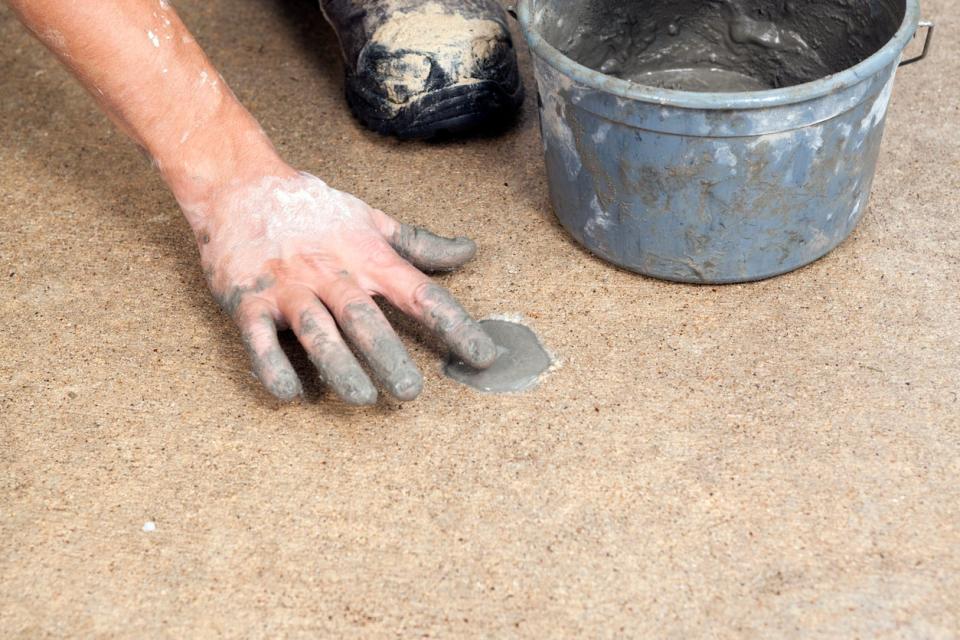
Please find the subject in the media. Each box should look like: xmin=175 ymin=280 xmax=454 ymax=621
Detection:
xmin=518 ymin=0 xmax=933 ymax=283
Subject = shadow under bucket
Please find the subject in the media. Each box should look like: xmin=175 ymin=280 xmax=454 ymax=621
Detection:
xmin=518 ymin=0 xmax=931 ymax=283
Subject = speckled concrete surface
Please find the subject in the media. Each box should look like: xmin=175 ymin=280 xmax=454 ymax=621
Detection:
xmin=2 ymin=1 xmax=958 ymax=637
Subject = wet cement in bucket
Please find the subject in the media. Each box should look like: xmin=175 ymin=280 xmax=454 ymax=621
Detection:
xmin=444 ymin=319 xmax=552 ymax=394
xmin=536 ymin=0 xmax=904 ymax=92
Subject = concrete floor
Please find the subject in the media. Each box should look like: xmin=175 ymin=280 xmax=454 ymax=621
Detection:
xmin=2 ymin=0 xmax=959 ymax=636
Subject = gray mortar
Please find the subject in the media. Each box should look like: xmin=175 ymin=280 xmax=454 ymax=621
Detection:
xmin=537 ymin=0 xmax=903 ymax=92
xmin=444 ymin=319 xmax=552 ymax=394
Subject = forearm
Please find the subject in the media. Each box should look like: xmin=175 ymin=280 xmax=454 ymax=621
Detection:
xmin=5 ymin=0 xmax=292 ymax=218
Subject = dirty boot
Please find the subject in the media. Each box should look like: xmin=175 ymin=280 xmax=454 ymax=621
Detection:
xmin=320 ymin=0 xmax=524 ymax=139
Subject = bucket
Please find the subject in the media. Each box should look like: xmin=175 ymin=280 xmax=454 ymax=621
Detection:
xmin=517 ymin=0 xmax=933 ymax=283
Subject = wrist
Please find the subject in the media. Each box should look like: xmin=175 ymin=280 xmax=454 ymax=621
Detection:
xmin=153 ymin=98 xmax=295 ymax=227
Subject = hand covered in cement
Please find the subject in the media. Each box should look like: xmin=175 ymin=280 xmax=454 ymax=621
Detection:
xmin=5 ymin=0 xmax=494 ymax=404
xmin=191 ymin=170 xmax=496 ymax=405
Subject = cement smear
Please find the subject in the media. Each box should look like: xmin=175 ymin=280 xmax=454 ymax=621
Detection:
xmin=536 ymin=0 xmax=904 ymax=92
xmin=444 ymin=319 xmax=551 ymax=394
xmin=627 ymin=67 xmax=769 ymax=92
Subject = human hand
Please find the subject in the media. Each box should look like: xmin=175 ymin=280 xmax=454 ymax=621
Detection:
xmin=187 ymin=169 xmax=496 ymax=405
xmin=7 ymin=0 xmax=497 ymax=404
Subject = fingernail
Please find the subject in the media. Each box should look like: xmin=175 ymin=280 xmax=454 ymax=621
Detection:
xmin=468 ymin=335 xmax=498 ymax=368
xmin=455 ymin=238 xmax=477 ymax=253
xmin=270 ymin=373 xmax=304 ymax=402
xmin=391 ymin=371 xmax=424 ymax=401
xmin=342 ymin=375 xmax=378 ymax=406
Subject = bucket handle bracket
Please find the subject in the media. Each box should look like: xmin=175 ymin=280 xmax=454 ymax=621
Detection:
xmin=900 ymin=20 xmax=935 ymax=67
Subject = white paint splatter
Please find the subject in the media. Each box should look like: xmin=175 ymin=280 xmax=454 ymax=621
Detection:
xmin=584 ymin=195 xmax=613 ymax=239
xmin=714 ymin=144 xmax=738 ymax=167
xmin=860 ymin=76 xmax=895 ymax=133
xmin=591 ymin=123 xmax=611 ymax=144
xmin=142 ymin=521 xmax=157 ymax=532
xmin=535 ymin=69 xmax=581 ymax=176
xmin=849 ymin=193 xmax=867 ymax=224
xmin=42 ymin=29 xmax=69 ymax=55
xmin=807 ymin=127 xmax=824 ymax=152
xmin=210 ymin=173 xmax=363 ymax=248
xmin=808 ymin=228 xmax=832 ymax=253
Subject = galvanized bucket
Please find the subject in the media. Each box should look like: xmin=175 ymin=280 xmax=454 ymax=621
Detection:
xmin=518 ymin=0 xmax=933 ymax=283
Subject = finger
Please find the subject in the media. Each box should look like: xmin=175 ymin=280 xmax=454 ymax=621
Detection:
xmin=236 ymin=304 xmax=303 ymax=402
xmin=392 ymin=224 xmax=478 ymax=272
xmin=281 ymin=289 xmax=378 ymax=406
xmin=372 ymin=211 xmax=477 ymax=273
xmin=324 ymin=290 xmax=424 ymax=402
xmin=374 ymin=263 xmax=497 ymax=369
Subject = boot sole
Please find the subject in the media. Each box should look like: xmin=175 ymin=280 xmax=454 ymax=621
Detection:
xmin=345 ymin=72 xmax=525 ymax=140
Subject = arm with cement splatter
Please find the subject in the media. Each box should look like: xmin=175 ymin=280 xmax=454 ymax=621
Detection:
xmin=6 ymin=0 xmax=497 ymax=404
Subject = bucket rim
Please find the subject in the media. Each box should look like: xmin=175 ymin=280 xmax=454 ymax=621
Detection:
xmin=517 ymin=0 xmax=920 ymax=110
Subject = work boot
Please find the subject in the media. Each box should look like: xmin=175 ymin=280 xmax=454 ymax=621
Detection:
xmin=320 ymin=0 xmax=524 ymax=139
